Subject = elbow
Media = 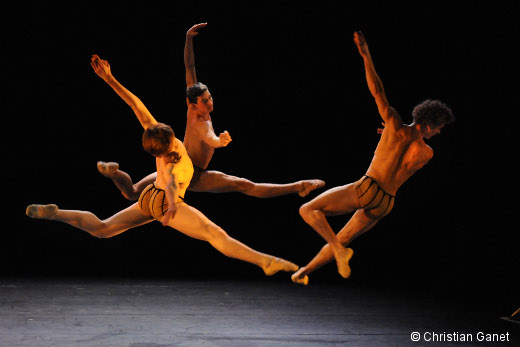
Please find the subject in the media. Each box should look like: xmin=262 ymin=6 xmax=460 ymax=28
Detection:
xmin=204 ymin=137 xmax=220 ymax=148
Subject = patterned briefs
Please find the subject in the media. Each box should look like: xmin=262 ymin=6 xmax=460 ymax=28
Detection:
xmin=138 ymin=183 xmax=184 ymax=221
xmin=354 ymin=175 xmax=395 ymax=219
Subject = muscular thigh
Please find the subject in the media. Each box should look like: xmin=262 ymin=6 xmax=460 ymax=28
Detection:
xmin=104 ymin=203 xmax=154 ymax=230
xmin=306 ymin=183 xmax=361 ymax=216
xmin=135 ymin=172 xmax=158 ymax=192
xmin=336 ymin=210 xmax=379 ymax=243
xmin=188 ymin=170 xmax=243 ymax=193
xmin=166 ymin=202 xmax=217 ymax=241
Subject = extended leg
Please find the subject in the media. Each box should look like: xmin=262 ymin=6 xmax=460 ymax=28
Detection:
xmin=26 ymin=203 xmax=153 ymax=238
xmin=296 ymin=183 xmax=362 ymax=280
xmin=292 ymin=210 xmax=378 ymax=285
xmin=167 ymin=202 xmax=299 ymax=275
xmin=189 ymin=170 xmax=325 ymax=198
xmin=97 ymin=161 xmax=157 ymax=201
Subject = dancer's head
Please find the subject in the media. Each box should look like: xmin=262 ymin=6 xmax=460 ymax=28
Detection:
xmin=186 ymin=82 xmax=213 ymax=114
xmin=412 ymin=99 xmax=455 ymax=138
xmin=142 ymin=123 xmax=181 ymax=163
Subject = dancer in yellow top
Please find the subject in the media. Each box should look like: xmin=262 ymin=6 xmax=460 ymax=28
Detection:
xmin=26 ymin=55 xmax=298 ymax=277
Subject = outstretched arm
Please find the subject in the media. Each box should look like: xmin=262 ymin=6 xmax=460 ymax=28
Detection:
xmin=91 ymin=55 xmax=158 ymax=130
xmin=354 ymin=31 xmax=401 ymax=127
xmin=161 ymin=163 xmax=179 ymax=226
xmin=185 ymin=23 xmax=207 ymax=87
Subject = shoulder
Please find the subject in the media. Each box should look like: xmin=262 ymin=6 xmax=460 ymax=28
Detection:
xmin=175 ymin=138 xmax=187 ymax=151
xmin=384 ymin=107 xmax=405 ymax=130
xmin=414 ymin=140 xmax=433 ymax=160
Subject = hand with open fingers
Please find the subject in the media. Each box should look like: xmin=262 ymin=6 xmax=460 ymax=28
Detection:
xmin=91 ymin=54 xmax=112 ymax=81
xmin=353 ymin=31 xmax=369 ymax=57
xmin=187 ymin=23 xmax=208 ymax=38
xmin=219 ymin=131 xmax=232 ymax=147
xmin=161 ymin=205 xmax=177 ymax=226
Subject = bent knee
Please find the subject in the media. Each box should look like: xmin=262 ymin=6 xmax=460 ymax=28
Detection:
xmin=299 ymin=204 xmax=310 ymax=218
xmin=121 ymin=188 xmax=141 ymax=201
xmin=299 ymin=203 xmax=320 ymax=220
xmin=300 ymin=206 xmax=327 ymax=227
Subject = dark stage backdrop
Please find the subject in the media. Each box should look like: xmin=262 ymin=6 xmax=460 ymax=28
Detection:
xmin=3 ymin=1 xmax=518 ymax=301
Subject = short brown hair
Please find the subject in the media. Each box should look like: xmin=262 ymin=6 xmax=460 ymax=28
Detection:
xmin=142 ymin=123 xmax=175 ymax=157
xmin=186 ymin=82 xmax=208 ymax=104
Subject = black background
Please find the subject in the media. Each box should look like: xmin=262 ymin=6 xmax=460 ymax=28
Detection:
xmin=2 ymin=1 xmax=518 ymax=303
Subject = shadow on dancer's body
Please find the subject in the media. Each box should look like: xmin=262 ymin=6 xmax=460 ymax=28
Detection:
xmin=98 ymin=23 xmax=325 ymax=200
xmin=26 ymin=55 xmax=299 ymax=277
xmin=292 ymin=31 xmax=455 ymax=285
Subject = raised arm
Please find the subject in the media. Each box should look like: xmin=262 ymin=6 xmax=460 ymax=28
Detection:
xmin=91 ymin=55 xmax=157 ymax=130
xmin=184 ymin=23 xmax=207 ymax=87
xmin=161 ymin=163 xmax=179 ymax=226
xmin=353 ymin=31 xmax=402 ymax=127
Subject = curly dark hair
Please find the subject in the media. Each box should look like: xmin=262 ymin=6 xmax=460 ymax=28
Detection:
xmin=142 ymin=123 xmax=180 ymax=163
xmin=412 ymin=99 xmax=455 ymax=128
xmin=186 ymin=82 xmax=209 ymax=104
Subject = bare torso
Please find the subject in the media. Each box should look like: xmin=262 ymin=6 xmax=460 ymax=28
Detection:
xmin=155 ymin=138 xmax=194 ymax=198
xmin=182 ymin=110 xmax=215 ymax=170
xmin=366 ymin=123 xmax=433 ymax=195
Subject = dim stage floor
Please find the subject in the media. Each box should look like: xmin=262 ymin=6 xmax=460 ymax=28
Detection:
xmin=0 ymin=278 xmax=517 ymax=346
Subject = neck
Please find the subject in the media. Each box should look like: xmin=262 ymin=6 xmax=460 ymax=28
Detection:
xmin=198 ymin=112 xmax=210 ymax=121
xmin=410 ymin=122 xmax=427 ymax=139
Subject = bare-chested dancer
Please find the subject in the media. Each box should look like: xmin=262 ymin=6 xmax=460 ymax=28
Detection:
xmin=26 ymin=57 xmax=298 ymax=277
xmin=97 ymin=23 xmax=324 ymax=200
xmin=291 ymin=31 xmax=455 ymax=285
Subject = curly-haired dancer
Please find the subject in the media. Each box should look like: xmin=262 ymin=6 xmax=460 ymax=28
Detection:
xmin=291 ymin=31 xmax=455 ymax=285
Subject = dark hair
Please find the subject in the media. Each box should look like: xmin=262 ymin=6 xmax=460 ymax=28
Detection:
xmin=186 ymin=82 xmax=208 ymax=104
xmin=412 ymin=99 xmax=455 ymax=128
xmin=142 ymin=123 xmax=175 ymax=157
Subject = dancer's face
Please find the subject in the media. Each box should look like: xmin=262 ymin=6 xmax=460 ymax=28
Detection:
xmin=196 ymin=91 xmax=213 ymax=114
xmin=424 ymin=124 xmax=444 ymax=139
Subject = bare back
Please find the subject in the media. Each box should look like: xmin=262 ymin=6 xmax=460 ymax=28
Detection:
xmin=155 ymin=138 xmax=194 ymax=197
xmin=182 ymin=110 xmax=215 ymax=170
xmin=366 ymin=120 xmax=433 ymax=195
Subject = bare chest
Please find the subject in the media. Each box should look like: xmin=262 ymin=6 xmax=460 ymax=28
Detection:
xmin=186 ymin=117 xmax=215 ymax=140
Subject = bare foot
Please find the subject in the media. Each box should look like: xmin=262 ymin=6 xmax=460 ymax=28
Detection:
xmin=291 ymin=267 xmax=309 ymax=286
xmin=298 ymin=180 xmax=325 ymax=197
xmin=336 ymin=248 xmax=354 ymax=278
xmin=26 ymin=204 xmax=58 ymax=220
xmin=263 ymin=257 xmax=299 ymax=276
xmin=97 ymin=161 xmax=119 ymax=178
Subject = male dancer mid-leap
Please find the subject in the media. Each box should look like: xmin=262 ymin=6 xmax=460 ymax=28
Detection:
xmin=291 ymin=31 xmax=455 ymax=285
xmin=98 ymin=23 xmax=325 ymax=200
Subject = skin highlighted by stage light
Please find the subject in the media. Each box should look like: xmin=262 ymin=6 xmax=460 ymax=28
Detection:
xmin=410 ymin=331 xmax=511 ymax=343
